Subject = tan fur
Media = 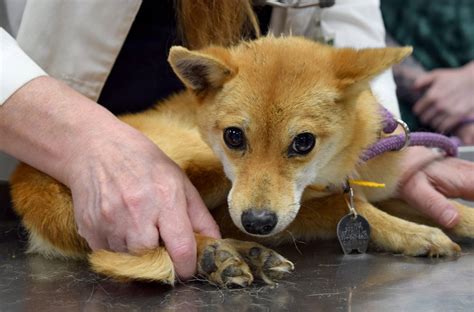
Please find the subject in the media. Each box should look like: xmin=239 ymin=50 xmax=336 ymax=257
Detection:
xmin=10 ymin=37 xmax=473 ymax=286
xmin=89 ymin=248 xmax=175 ymax=284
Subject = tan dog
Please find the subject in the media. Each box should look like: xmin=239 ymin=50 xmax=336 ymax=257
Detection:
xmin=10 ymin=36 xmax=474 ymax=287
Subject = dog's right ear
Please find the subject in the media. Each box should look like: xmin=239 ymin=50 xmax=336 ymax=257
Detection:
xmin=332 ymin=46 xmax=412 ymax=94
xmin=168 ymin=46 xmax=237 ymax=92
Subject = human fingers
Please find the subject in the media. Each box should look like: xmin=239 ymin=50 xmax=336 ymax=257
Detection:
xmin=418 ymin=105 xmax=439 ymax=125
xmin=126 ymin=224 xmax=160 ymax=253
xmin=437 ymin=115 xmax=461 ymax=133
xmin=82 ymin=230 xmax=109 ymax=251
xmin=72 ymin=192 xmax=110 ymax=251
xmin=425 ymin=158 xmax=474 ymax=201
xmin=157 ymin=178 xmax=197 ymax=280
xmin=428 ymin=113 xmax=443 ymax=130
xmin=184 ymin=178 xmax=221 ymax=239
xmin=413 ymin=90 xmax=436 ymax=115
xmin=107 ymin=234 xmax=127 ymax=253
xmin=400 ymin=172 xmax=460 ymax=228
xmin=413 ymin=72 xmax=436 ymax=90
xmin=456 ymin=124 xmax=474 ymax=145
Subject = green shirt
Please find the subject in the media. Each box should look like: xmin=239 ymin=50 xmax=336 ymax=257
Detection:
xmin=381 ymin=0 xmax=474 ymax=70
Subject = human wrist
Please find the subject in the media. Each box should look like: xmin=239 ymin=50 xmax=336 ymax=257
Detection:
xmin=0 ymin=76 xmax=121 ymax=184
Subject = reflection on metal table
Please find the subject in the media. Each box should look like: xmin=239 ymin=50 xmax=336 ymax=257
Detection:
xmin=1 ymin=146 xmax=473 ymax=311
xmin=1 ymin=220 xmax=473 ymax=312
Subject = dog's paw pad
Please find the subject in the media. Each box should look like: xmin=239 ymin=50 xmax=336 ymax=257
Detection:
xmin=198 ymin=242 xmax=253 ymax=287
xmin=236 ymin=243 xmax=294 ymax=285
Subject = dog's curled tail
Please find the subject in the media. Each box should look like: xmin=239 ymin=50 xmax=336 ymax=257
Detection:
xmin=89 ymin=247 xmax=176 ymax=285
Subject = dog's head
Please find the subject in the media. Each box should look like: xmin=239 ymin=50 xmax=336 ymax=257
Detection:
xmin=168 ymin=37 xmax=411 ymax=237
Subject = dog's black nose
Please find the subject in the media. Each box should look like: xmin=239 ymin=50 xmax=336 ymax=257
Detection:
xmin=241 ymin=209 xmax=277 ymax=235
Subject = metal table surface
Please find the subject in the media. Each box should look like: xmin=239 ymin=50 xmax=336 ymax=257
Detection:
xmin=1 ymin=219 xmax=473 ymax=312
xmin=2 ymin=147 xmax=474 ymax=311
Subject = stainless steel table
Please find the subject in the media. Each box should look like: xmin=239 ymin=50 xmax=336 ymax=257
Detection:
xmin=1 ymin=147 xmax=473 ymax=311
xmin=1 ymin=220 xmax=473 ymax=312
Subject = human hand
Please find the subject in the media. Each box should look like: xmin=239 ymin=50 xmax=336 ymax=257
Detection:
xmin=65 ymin=123 xmax=220 ymax=279
xmin=454 ymin=123 xmax=474 ymax=146
xmin=1 ymin=76 xmax=219 ymax=279
xmin=413 ymin=62 xmax=474 ymax=133
xmin=397 ymin=147 xmax=474 ymax=228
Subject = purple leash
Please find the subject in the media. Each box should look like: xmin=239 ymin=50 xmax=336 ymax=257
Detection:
xmin=361 ymin=107 xmax=460 ymax=162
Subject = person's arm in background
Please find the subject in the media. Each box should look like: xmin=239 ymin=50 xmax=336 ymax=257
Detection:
xmin=0 ymin=1 xmax=219 ymax=280
xmin=387 ymin=34 xmax=474 ymax=145
xmin=413 ymin=61 xmax=474 ymax=145
xmin=276 ymin=0 xmax=474 ymax=228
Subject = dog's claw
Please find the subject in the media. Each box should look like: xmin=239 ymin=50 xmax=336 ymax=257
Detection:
xmin=260 ymin=248 xmax=294 ymax=283
xmin=197 ymin=242 xmax=254 ymax=287
xmin=197 ymin=239 xmax=293 ymax=287
xmin=395 ymin=227 xmax=462 ymax=257
xmin=225 ymin=239 xmax=294 ymax=285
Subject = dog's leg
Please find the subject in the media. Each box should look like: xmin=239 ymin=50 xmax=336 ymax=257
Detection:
xmin=378 ymin=199 xmax=474 ymax=239
xmin=268 ymin=195 xmax=461 ymax=257
xmin=182 ymin=157 xmax=230 ymax=210
xmin=89 ymin=247 xmax=176 ymax=284
xmin=90 ymin=234 xmax=294 ymax=287
xmin=10 ymin=163 xmax=90 ymax=258
xmin=355 ymin=199 xmax=461 ymax=256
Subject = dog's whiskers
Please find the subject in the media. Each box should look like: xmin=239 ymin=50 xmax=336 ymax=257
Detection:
xmin=286 ymin=230 xmax=304 ymax=255
xmin=300 ymin=204 xmax=315 ymax=210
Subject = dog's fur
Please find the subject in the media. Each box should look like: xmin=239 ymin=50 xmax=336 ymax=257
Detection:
xmin=10 ymin=37 xmax=474 ymax=287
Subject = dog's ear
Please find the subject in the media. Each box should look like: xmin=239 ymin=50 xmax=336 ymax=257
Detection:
xmin=333 ymin=46 xmax=412 ymax=92
xmin=168 ymin=46 xmax=237 ymax=92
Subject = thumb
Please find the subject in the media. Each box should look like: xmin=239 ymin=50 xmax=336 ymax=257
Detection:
xmin=427 ymin=158 xmax=474 ymax=201
xmin=401 ymin=174 xmax=460 ymax=228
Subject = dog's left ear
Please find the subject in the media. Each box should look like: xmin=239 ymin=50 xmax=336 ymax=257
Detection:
xmin=333 ymin=46 xmax=412 ymax=92
xmin=168 ymin=46 xmax=237 ymax=92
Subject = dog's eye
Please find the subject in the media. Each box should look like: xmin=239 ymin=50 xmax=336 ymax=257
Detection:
xmin=224 ymin=127 xmax=246 ymax=150
xmin=289 ymin=133 xmax=315 ymax=156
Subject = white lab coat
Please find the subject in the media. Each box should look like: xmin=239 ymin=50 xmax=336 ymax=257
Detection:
xmin=1 ymin=0 xmax=141 ymax=103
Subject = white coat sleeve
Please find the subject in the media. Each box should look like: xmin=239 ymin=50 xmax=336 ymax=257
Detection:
xmin=15 ymin=0 xmax=142 ymax=102
xmin=271 ymin=0 xmax=401 ymax=118
xmin=0 ymin=28 xmax=47 ymax=105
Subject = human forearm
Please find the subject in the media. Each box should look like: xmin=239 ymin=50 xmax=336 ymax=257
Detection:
xmin=0 ymin=76 xmax=123 ymax=184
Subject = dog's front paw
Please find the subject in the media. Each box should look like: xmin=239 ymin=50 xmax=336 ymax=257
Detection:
xmin=451 ymin=202 xmax=474 ymax=239
xmin=197 ymin=240 xmax=253 ymax=287
xmin=226 ymin=239 xmax=294 ymax=285
xmin=402 ymin=227 xmax=461 ymax=257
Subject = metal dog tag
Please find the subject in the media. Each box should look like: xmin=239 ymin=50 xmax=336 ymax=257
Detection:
xmin=337 ymin=180 xmax=371 ymax=254
xmin=337 ymin=214 xmax=371 ymax=255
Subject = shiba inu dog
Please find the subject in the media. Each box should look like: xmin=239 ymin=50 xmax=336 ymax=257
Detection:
xmin=10 ymin=36 xmax=474 ymax=287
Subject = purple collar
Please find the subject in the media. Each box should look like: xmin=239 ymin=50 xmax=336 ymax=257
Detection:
xmin=361 ymin=107 xmax=460 ymax=162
